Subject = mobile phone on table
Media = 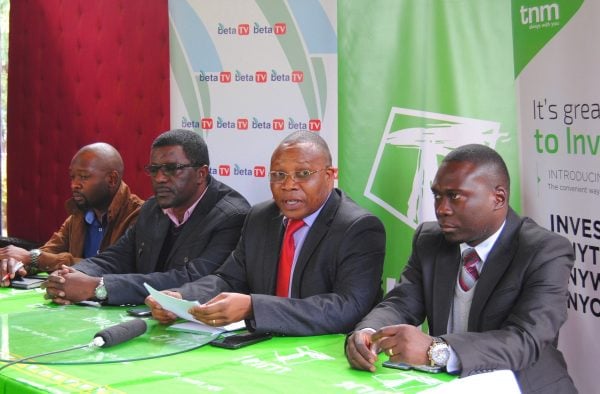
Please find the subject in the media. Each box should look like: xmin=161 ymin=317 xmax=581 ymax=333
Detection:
xmin=126 ymin=306 xmax=152 ymax=317
xmin=383 ymin=360 xmax=443 ymax=373
xmin=210 ymin=331 xmax=272 ymax=349
xmin=10 ymin=277 xmax=45 ymax=289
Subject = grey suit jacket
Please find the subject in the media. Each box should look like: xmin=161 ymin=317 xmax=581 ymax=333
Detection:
xmin=355 ymin=209 xmax=576 ymax=394
xmin=176 ymin=189 xmax=386 ymax=336
xmin=74 ymin=177 xmax=250 ymax=305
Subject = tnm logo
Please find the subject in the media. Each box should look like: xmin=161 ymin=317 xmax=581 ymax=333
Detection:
xmin=519 ymin=3 xmax=559 ymax=24
xmin=364 ymin=108 xmax=505 ymax=228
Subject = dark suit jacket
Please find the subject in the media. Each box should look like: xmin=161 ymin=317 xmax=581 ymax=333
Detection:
xmin=176 ymin=189 xmax=386 ymax=336
xmin=355 ymin=209 xmax=576 ymax=394
xmin=74 ymin=177 xmax=250 ymax=305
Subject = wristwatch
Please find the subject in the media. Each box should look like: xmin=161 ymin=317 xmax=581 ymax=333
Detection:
xmin=428 ymin=337 xmax=450 ymax=367
xmin=29 ymin=249 xmax=42 ymax=274
xmin=94 ymin=277 xmax=108 ymax=301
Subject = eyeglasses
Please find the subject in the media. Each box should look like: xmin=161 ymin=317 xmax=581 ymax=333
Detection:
xmin=269 ymin=168 xmax=328 ymax=184
xmin=144 ymin=163 xmax=200 ymax=177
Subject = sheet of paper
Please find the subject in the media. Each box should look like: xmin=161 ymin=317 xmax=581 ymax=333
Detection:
xmin=168 ymin=320 xmax=246 ymax=335
xmin=143 ymin=282 xmax=200 ymax=321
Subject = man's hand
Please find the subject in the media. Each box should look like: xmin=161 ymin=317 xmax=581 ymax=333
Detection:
xmin=372 ymin=324 xmax=432 ymax=366
xmin=346 ymin=329 xmax=380 ymax=372
xmin=145 ymin=292 xmax=181 ymax=324
xmin=0 ymin=257 xmax=27 ymax=287
xmin=189 ymin=292 xmax=252 ymax=327
xmin=42 ymin=265 xmax=98 ymax=304
xmin=0 ymin=245 xmax=30 ymax=265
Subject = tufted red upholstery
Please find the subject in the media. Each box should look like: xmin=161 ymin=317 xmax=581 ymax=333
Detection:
xmin=7 ymin=0 xmax=169 ymax=243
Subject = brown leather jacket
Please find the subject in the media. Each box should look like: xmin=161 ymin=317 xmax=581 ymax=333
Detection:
xmin=39 ymin=181 xmax=144 ymax=271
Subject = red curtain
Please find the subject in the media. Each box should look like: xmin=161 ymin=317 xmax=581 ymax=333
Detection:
xmin=7 ymin=0 xmax=169 ymax=242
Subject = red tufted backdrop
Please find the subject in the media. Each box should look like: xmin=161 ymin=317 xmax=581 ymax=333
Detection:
xmin=7 ymin=0 xmax=170 ymax=243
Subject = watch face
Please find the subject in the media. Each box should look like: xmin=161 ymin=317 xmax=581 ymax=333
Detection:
xmin=95 ymin=285 xmax=108 ymax=300
xmin=432 ymin=344 xmax=450 ymax=365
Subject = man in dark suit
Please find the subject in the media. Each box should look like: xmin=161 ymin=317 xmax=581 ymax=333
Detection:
xmin=346 ymin=144 xmax=576 ymax=393
xmin=43 ymin=129 xmax=250 ymax=305
xmin=146 ymin=131 xmax=386 ymax=335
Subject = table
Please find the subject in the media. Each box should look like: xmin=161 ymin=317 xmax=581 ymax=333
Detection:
xmin=0 ymin=287 xmax=455 ymax=393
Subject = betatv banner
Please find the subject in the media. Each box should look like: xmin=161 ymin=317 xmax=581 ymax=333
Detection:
xmin=339 ymin=1 xmax=518 ymax=291
xmin=513 ymin=0 xmax=598 ymax=392
xmin=169 ymin=0 xmax=337 ymax=204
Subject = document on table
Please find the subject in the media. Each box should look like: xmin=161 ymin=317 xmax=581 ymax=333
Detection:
xmin=143 ymin=282 xmax=246 ymax=334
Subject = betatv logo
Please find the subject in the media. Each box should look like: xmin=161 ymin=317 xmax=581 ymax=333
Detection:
xmin=253 ymin=166 xmax=266 ymax=177
xmin=273 ymin=118 xmax=285 ymax=131
xmin=255 ymin=71 xmax=267 ymax=83
xmin=364 ymin=107 xmax=505 ymax=228
xmin=274 ymin=23 xmax=287 ymax=35
xmin=238 ymin=24 xmax=250 ymax=35
xmin=308 ymin=119 xmax=321 ymax=131
xmin=291 ymin=71 xmax=304 ymax=83
xmin=220 ymin=72 xmax=232 ymax=83
xmin=218 ymin=165 xmax=230 ymax=176
xmin=237 ymin=118 xmax=248 ymax=130
xmin=201 ymin=118 xmax=213 ymax=130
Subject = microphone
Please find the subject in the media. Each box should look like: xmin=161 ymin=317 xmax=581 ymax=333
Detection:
xmin=92 ymin=319 xmax=147 ymax=348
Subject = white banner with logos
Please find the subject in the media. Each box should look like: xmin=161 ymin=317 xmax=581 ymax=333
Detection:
xmin=516 ymin=1 xmax=599 ymax=392
xmin=169 ymin=0 xmax=337 ymax=204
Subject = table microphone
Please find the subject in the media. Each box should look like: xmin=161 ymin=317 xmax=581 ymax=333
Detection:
xmin=92 ymin=319 xmax=148 ymax=348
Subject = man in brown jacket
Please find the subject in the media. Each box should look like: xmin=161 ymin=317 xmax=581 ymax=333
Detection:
xmin=0 ymin=143 xmax=143 ymax=284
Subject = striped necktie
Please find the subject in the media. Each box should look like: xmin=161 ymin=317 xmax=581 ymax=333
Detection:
xmin=459 ymin=248 xmax=481 ymax=291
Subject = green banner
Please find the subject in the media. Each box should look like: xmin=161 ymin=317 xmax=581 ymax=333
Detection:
xmin=339 ymin=0 xmax=519 ymax=286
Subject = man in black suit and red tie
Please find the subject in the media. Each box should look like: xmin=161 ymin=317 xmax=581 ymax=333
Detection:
xmin=146 ymin=131 xmax=386 ymax=335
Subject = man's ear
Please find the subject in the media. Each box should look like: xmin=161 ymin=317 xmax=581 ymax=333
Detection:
xmin=107 ymin=170 xmax=120 ymax=189
xmin=493 ymin=185 xmax=508 ymax=210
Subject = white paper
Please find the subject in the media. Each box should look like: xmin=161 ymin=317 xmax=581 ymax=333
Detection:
xmin=143 ymin=282 xmax=200 ymax=321
xmin=420 ymin=370 xmax=520 ymax=394
xmin=143 ymin=282 xmax=246 ymax=334
xmin=169 ymin=320 xmax=246 ymax=335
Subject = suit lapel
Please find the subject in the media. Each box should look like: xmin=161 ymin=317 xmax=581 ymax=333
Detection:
xmin=263 ymin=210 xmax=286 ymax=295
xmin=150 ymin=209 xmax=171 ymax=270
xmin=289 ymin=191 xmax=340 ymax=297
xmin=469 ymin=209 xmax=522 ymax=329
xmin=432 ymin=242 xmax=461 ymax=336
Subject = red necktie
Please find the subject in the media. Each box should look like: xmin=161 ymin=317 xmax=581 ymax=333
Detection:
xmin=459 ymin=248 xmax=480 ymax=291
xmin=276 ymin=219 xmax=305 ymax=297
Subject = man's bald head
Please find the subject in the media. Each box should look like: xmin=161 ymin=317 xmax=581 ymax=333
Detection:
xmin=69 ymin=143 xmax=125 ymax=212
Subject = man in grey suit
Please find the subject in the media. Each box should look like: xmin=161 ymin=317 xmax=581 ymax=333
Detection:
xmin=44 ymin=129 xmax=250 ymax=305
xmin=346 ymin=144 xmax=576 ymax=393
xmin=146 ymin=131 xmax=386 ymax=335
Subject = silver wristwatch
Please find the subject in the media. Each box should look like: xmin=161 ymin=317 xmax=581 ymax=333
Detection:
xmin=29 ymin=249 xmax=42 ymax=273
xmin=94 ymin=277 xmax=108 ymax=301
xmin=427 ymin=337 xmax=450 ymax=367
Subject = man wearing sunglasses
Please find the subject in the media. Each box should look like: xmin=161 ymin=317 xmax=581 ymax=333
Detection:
xmin=0 ymin=142 xmax=143 ymax=284
xmin=44 ymin=129 xmax=250 ymax=305
xmin=146 ymin=131 xmax=386 ymax=335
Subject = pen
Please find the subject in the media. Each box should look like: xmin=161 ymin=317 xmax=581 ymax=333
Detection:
xmin=1 ymin=261 xmax=24 ymax=282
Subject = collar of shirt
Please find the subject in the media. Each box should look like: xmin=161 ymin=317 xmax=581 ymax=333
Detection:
xmin=84 ymin=210 xmax=106 ymax=226
xmin=460 ymin=220 xmax=507 ymax=268
xmin=162 ymin=187 xmax=208 ymax=227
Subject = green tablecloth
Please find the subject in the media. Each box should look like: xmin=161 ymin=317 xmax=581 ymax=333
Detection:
xmin=0 ymin=288 xmax=455 ymax=393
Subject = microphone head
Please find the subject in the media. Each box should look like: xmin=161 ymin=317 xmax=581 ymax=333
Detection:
xmin=93 ymin=319 xmax=147 ymax=348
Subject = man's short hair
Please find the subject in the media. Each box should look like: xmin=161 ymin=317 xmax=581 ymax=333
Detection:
xmin=152 ymin=129 xmax=210 ymax=166
xmin=279 ymin=131 xmax=332 ymax=166
xmin=443 ymin=144 xmax=510 ymax=192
